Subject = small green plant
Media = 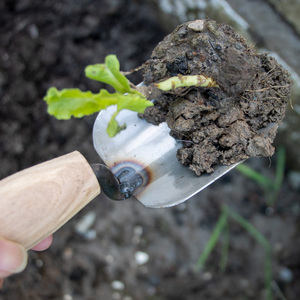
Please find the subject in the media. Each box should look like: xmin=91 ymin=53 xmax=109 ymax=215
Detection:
xmin=236 ymin=146 xmax=286 ymax=206
xmin=44 ymin=55 xmax=153 ymax=137
xmin=44 ymin=54 xmax=219 ymax=137
xmin=195 ymin=205 xmax=273 ymax=300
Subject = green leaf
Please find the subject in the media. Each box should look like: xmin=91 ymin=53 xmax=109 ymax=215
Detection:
xmin=44 ymin=55 xmax=153 ymax=137
xmin=85 ymin=55 xmax=131 ymax=94
xmin=44 ymin=87 xmax=153 ymax=137
xmin=44 ymin=87 xmax=118 ymax=119
xmin=195 ymin=206 xmax=229 ymax=271
xmin=117 ymin=93 xmax=153 ymax=113
xmin=44 ymin=87 xmax=153 ymax=120
xmin=107 ymin=96 xmax=153 ymax=137
xmin=44 ymin=88 xmax=100 ymax=119
xmin=107 ymin=110 xmax=126 ymax=138
xmin=235 ymin=163 xmax=274 ymax=191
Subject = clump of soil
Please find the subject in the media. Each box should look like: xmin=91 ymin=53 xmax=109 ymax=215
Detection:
xmin=141 ymin=19 xmax=292 ymax=176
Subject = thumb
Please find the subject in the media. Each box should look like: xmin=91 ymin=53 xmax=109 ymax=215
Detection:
xmin=0 ymin=238 xmax=28 ymax=278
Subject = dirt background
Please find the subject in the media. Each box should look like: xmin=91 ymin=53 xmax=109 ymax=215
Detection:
xmin=0 ymin=1 xmax=299 ymax=299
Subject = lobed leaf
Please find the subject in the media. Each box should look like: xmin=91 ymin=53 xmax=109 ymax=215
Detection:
xmin=44 ymin=55 xmax=153 ymax=137
xmin=85 ymin=55 xmax=131 ymax=94
xmin=44 ymin=88 xmax=118 ymax=119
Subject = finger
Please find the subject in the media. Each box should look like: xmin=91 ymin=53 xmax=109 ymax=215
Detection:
xmin=0 ymin=278 xmax=4 ymax=289
xmin=31 ymin=235 xmax=53 ymax=251
xmin=0 ymin=238 xmax=27 ymax=278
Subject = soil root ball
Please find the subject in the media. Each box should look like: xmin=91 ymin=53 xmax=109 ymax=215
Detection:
xmin=141 ymin=19 xmax=292 ymax=176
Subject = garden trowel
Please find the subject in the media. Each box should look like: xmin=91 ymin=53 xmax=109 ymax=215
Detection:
xmin=93 ymin=106 xmax=239 ymax=208
xmin=0 ymin=106 xmax=238 ymax=250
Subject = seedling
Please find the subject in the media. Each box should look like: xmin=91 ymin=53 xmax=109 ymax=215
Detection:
xmin=44 ymin=55 xmax=219 ymax=138
xmin=44 ymin=55 xmax=153 ymax=137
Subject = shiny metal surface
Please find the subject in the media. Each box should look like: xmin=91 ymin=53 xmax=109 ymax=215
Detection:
xmin=93 ymin=106 xmax=240 ymax=208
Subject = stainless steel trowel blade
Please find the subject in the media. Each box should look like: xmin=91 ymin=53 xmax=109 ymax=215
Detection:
xmin=93 ymin=106 xmax=239 ymax=208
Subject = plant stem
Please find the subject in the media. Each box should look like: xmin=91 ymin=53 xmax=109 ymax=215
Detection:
xmin=154 ymin=74 xmax=219 ymax=91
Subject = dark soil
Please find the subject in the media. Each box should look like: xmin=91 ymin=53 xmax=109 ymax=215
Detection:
xmin=141 ymin=19 xmax=292 ymax=176
xmin=0 ymin=2 xmax=299 ymax=300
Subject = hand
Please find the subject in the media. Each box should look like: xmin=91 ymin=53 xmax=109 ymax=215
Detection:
xmin=0 ymin=236 xmax=53 ymax=289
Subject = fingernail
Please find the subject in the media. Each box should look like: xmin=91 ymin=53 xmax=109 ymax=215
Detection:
xmin=0 ymin=239 xmax=28 ymax=275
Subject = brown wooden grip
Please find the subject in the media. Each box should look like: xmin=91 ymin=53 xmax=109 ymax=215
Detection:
xmin=0 ymin=151 xmax=100 ymax=250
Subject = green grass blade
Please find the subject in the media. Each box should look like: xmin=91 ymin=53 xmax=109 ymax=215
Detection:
xmin=227 ymin=207 xmax=270 ymax=249
xmin=236 ymin=163 xmax=274 ymax=191
xmin=195 ymin=206 xmax=229 ymax=271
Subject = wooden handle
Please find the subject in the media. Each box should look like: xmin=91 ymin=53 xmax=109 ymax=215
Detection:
xmin=0 ymin=151 xmax=100 ymax=250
